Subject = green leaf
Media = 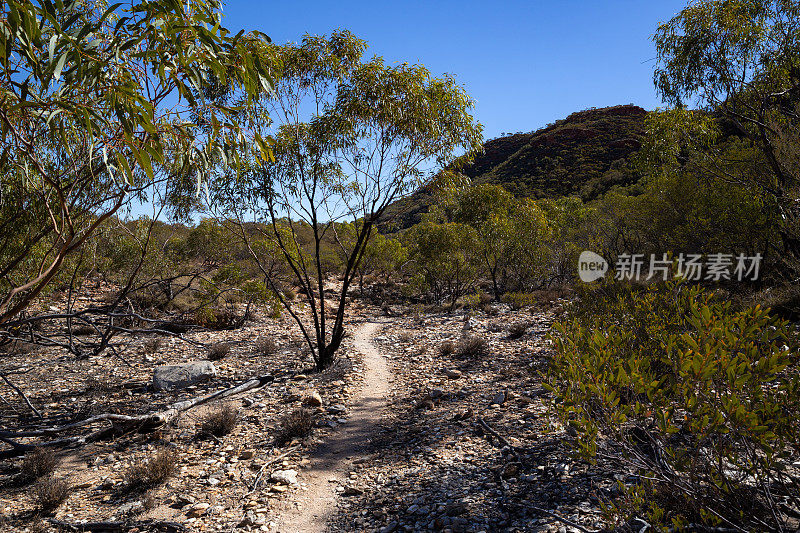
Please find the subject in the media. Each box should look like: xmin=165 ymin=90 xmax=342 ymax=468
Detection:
xmin=53 ymin=52 xmax=67 ymax=80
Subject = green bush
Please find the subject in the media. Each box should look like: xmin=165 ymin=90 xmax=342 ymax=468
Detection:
xmin=547 ymin=281 xmax=800 ymax=531
xmin=501 ymin=291 xmax=537 ymax=310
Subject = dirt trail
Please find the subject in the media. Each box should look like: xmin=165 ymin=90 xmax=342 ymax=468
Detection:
xmin=273 ymin=319 xmax=390 ymax=533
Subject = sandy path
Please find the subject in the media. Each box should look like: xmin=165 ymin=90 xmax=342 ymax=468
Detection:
xmin=273 ymin=319 xmax=390 ymax=532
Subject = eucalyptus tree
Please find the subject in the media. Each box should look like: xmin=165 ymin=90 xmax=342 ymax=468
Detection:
xmin=219 ymin=31 xmax=483 ymax=370
xmin=0 ymin=0 xmax=272 ymax=326
xmin=651 ymin=0 xmax=800 ymax=274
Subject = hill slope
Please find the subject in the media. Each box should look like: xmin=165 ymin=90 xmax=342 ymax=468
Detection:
xmin=381 ymin=104 xmax=648 ymax=230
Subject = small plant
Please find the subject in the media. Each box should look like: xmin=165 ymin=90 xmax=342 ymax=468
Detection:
xmin=123 ymin=449 xmax=178 ymax=492
xmin=199 ymin=404 xmax=239 ymax=437
xmin=275 ymin=408 xmax=313 ymax=446
xmin=207 ymin=342 xmax=231 ymax=361
xmin=32 ymin=475 xmax=70 ymax=513
xmin=439 ymin=341 xmax=455 ymax=357
xmin=501 ymin=291 xmax=537 ymax=310
xmin=141 ymin=490 xmax=157 ymax=512
xmin=194 ymin=305 xmax=244 ymax=330
xmin=253 ymin=337 xmax=277 ymax=355
xmin=506 ymin=321 xmax=529 ymax=340
xmin=398 ymin=332 xmax=413 ymax=343
xmin=19 ymin=449 xmax=59 ymax=484
xmin=142 ymin=337 xmax=163 ymax=354
xmin=455 ymin=336 xmax=487 ymax=358
xmin=463 ymin=291 xmax=492 ymax=310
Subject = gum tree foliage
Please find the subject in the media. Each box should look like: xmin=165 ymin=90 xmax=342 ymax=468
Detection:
xmin=406 ymin=218 xmax=481 ymax=310
xmin=651 ymin=0 xmax=800 ymax=274
xmin=547 ymin=281 xmax=800 ymax=531
xmin=219 ymin=31 xmax=483 ymax=370
xmin=430 ymin=183 xmax=551 ymax=296
xmin=337 ymin=222 xmax=408 ymax=293
xmin=0 ymin=0 xmax=272 ymax=325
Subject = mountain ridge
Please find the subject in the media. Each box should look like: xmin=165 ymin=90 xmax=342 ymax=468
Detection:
xmin=380 ymin=103 xmax=648 ymax=230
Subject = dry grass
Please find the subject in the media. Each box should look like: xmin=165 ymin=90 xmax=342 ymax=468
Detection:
xmin=276 ymin=408 xmax=313 ymax=446
xmin=32 ymin=475 xmax=70 ymax=513
xmin=439 ymin=341 xmax=456 ymax=357
xmin=207 ymin=342 xmax=231 ymax=361
xmin=142 ymin=337 xmax=163 ymax=354
xmin=199 ymin=404 xmax=239 ymax=437
xmin=19 ymin=449 xmax=59 ymax=484
xmin=455 ymin=336 xmax=487 ymax=358
xmin=253 ymin=337 xmax=277 ymax=355
xmin=507 ymin=321 xmax=529 ymax=340
xmin=123 ymin=449 xmax=178 ymax=492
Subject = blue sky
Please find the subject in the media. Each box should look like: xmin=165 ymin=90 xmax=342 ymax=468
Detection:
xmin=220 ymin=0 xmax=687 ymax=140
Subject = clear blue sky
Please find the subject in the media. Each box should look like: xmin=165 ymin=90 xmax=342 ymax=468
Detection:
xmin=220 ymin=0 xmax=687 ymax=141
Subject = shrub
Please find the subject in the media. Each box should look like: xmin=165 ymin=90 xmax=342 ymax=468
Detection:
xmin=276 ymin=408 xmax=313 ymax=446
xmin=123 ymin=449 xmax=178 ymax=492
xmin=439 ymin=341 xmax=455 ymax=356
xmin=142 ymin=337 xmax=163 ymax=354
xmin=193 ymin=306 xmax=244 ymax=330
xmin=455 ymin=336 xmax=487 ymax=358
xmin=32 ymin=475 xmax=70 ymax=513
xmin=398 ymin=332 xmax=413 ymax=343
xmin=199 ymin=404 xmax=239 ymax=437
xmin=506 ymin=322 xmax=529 ymax=340
xmin=501 ymin=291 xmax=537 ymax=310
xmin=253 ymin=337 xmax=277 ymax=355
xmin=461 ymin=291 xmax=491 ymax=310
xmin=207 ymin=342 xmax=231 ymax=361
xmin=546 ymin=280 xmax=800 ymax=531
xmin=19 ymin=449 xmax=59 ymax=484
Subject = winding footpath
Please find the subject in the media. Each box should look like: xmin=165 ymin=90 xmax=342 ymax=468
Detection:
xmin=273 ymin=319 xmax=390 ymax=532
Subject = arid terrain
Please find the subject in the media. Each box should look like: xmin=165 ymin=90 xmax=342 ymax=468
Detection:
xmin=0 ymin=296 xmax=617 ymax=533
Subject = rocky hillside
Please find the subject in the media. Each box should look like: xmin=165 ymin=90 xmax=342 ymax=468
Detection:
xmin=381 ymin=104 xmax=648 ymax=230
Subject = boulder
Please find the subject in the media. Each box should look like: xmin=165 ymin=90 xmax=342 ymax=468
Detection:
xmin=153 ymin=361 xmax=216 ymax=391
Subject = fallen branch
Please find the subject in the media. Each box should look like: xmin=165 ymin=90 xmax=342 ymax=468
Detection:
xmin=522 ymin=503 xmax=600 ymax=533
xmin=48 ymin=518 xmax=185 ymax=532
xmin=247 ymin=444 xmax=302 ymax=495
xmin=0 ymin=374 xmax=274 ymax=449
xmin=476 ymin=416 xmax=521 ymax=461
xmin=1 ymin=370 xmax=42 ymax=418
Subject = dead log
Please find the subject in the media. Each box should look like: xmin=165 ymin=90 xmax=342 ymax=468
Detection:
xmin=0 ymin=374 xmax=274 ymax=452
xmin=48 ymin=518 xmax=185 ymax=532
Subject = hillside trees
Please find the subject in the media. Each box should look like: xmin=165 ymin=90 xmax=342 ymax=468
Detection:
xmin=0 ymin=0 xmax=273 ymax=329
xmin=216 ymin=31 xmax=483 ymax=370
xmin=652 ymin=0 xmax=800 ymax=275
xmin=407 ymin=219 xmax=481 ymax=310
xmin=407 ymin=184 xmax=552 ymax=306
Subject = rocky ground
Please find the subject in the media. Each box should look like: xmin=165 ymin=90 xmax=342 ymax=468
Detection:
xmin=0 ymin=296 xmax=376 ymax=532
xmin=327 ymin=306 xmax=610 ymax=533
xmin=0 ymin=297 xmax=615 ymax=533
